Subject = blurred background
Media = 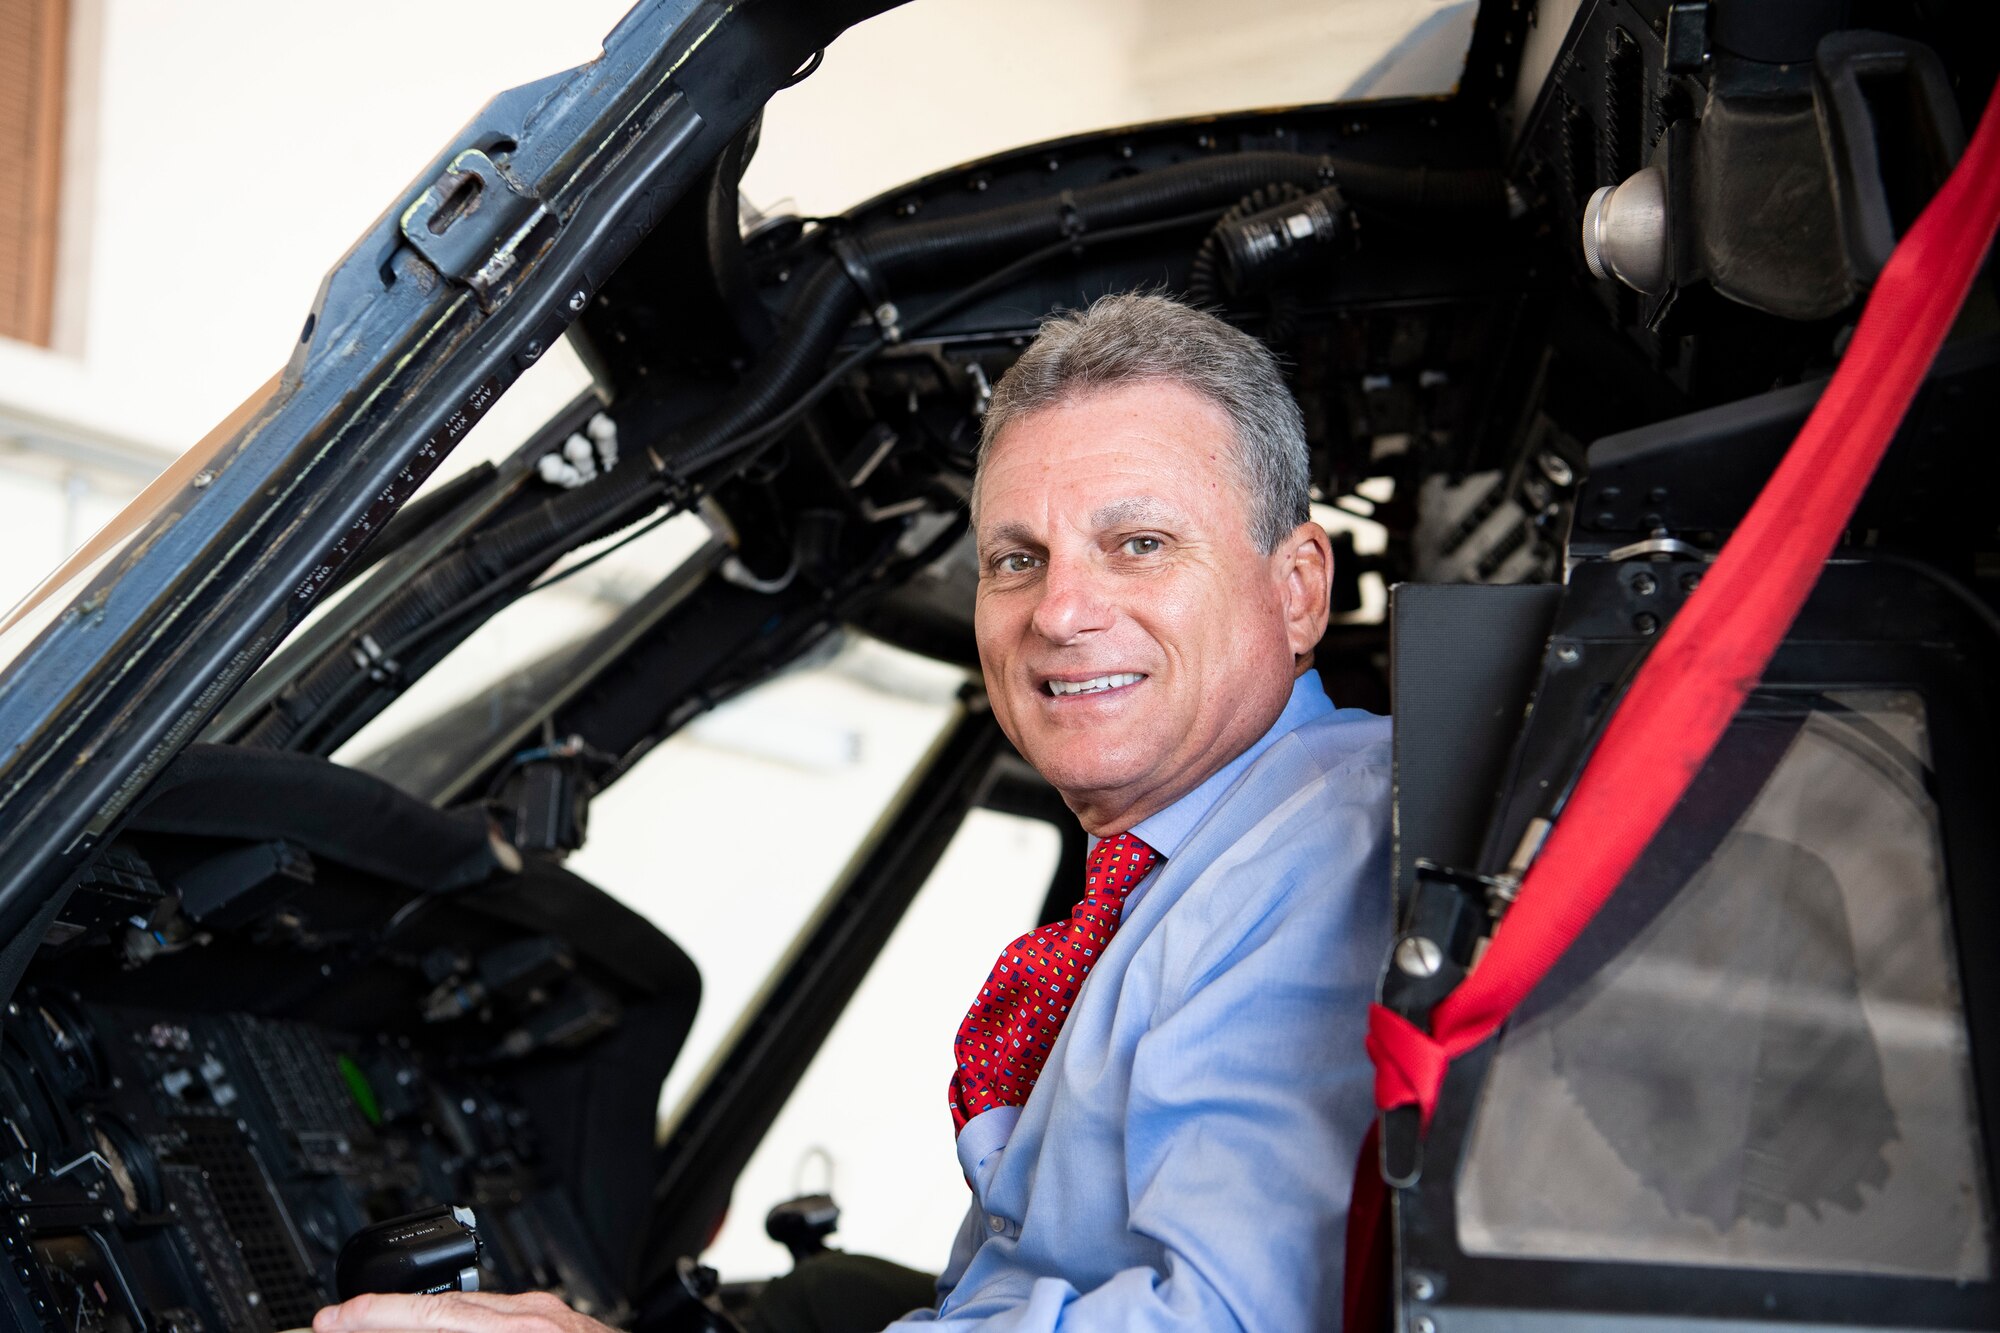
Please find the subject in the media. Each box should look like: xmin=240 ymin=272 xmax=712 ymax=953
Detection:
xmin=0 ymin=0 xmax=1468 ymax=1281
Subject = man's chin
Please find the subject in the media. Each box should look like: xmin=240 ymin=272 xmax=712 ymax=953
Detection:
xmin=1018 ymin=749 xmax=1154 ymax=812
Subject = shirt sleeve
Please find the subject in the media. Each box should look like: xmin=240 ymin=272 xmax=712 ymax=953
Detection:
xmin=886 ymin=761 xmax=1391 ymax=1332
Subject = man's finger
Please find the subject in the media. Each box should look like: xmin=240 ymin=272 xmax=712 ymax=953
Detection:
xmin=312 ymin=1290 xmax=542 ymax=1331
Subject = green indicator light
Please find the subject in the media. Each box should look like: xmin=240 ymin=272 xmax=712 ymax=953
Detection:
xmin=337 ymin=1053 xmax=381 ymax=1125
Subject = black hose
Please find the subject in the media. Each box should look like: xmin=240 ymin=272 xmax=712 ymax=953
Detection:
xmin=1187 ymin=183 xmax=1310 ymax=308
xmin=706 ymin=117 xmax=777 ymax=354
xmin=1329 ymin=159 xmax=1505 ymax=216
xmin=853 ymin=151 xmax=1335 ymax=275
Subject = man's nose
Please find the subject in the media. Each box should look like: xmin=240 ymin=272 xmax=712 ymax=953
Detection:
xmin=1029 ymin=557 xmax=1114 ymax=644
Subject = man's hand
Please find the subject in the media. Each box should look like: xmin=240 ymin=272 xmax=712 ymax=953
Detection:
xmin=311 ymin=1291 xmax=615 ymax=1333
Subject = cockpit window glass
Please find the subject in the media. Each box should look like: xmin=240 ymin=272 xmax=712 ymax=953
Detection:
xmin=567 ymin=634 xmax=969 ymax=1127
xmin=1455 ymin=690 xmax=1993 ymax=1282
xmin=335 ymin=506 xmax=715 ymax=782
xmin=741 ymin=0 xmax=1478 ymax=218
xmin=688 ymin=805 xmax=1058 ymax=1277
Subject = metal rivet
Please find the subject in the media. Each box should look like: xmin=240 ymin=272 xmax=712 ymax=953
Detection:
xmin=1394 ymin=936 xmax=1443 ymax=978
xmin=1680 ymin=571 xmax=1701 ymax=593
xmin=1634 ymin=612 xmax=1660 ymax=635
xmin=1631 ymin=572 xmax=1657 ymax=596
xmin=1413 ymin=1317 xmax=1438 ymax=1333
xmin=523 ymin=340 xmax=543 ymax=361
xmin=567 ymin=290 xmax=588 ymax=312
xmin=1555 ymin=643 xmax=1580 ymax=664
xmin=192 ymin=470 xmax=215 ymax=489
xmin=1537 ymin=452 xmax=1574 ymax=487
xmin=1409 ymin=1272 xmax=1439 ymax=1302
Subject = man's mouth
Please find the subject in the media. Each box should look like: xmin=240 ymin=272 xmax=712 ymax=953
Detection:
xmin=1043 ymin=672 xmax=1145 ymax=697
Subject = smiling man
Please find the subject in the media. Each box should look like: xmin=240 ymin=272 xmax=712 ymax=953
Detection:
xmin=314 ymin=295 xmax=1389 ymax=1333
xmin=900 ymin=292 xmax=1391 ymax=1330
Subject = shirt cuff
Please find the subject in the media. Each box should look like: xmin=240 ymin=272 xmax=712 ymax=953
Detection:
xmin=955 ymin=1104 xmax=1021 ymax=1195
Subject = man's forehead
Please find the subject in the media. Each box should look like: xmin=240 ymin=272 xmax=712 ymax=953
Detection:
xmin=976 ymin=495 xmax=1185 ymax=547
xmin=971 ymin=381 xmax=1255 ymax=538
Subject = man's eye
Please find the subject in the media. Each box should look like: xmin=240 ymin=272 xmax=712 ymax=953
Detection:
xmin=995 ymin=552 xmax=1041 ymax=575
xmin=1121 ymin=535 xmax=1164 ymax=556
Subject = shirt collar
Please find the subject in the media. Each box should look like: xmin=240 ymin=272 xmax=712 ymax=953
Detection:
xmin=1125 ymin=669 xmax=1334 ymax=860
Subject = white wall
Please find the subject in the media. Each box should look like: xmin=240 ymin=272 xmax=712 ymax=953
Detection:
xmin=742 ymin=0 xmax=1471 ymax=218
xmin=0 ymin=0 xmax=1457 ymax=1287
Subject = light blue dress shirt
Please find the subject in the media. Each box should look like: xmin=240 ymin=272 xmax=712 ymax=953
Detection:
xmin=890 ymin=669 xmax=1392 ymax=1331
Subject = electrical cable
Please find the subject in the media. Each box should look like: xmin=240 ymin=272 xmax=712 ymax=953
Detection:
xmin=680 ymin=203 xmax=1232 ymax=482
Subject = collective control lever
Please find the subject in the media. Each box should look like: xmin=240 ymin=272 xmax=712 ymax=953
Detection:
xmin=334 ymin=1204 xmax=484 ymax=1299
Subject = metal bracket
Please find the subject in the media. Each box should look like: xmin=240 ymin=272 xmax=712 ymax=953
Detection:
xmin=400 ymin=149 xmax=555 ymax=308
xmin=1607 ymin=533 xmax=1708 ymax=561
xmin=1377 ymin=861 xmax=1491 ymax=1187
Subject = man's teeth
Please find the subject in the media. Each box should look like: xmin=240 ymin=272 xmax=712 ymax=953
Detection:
xmin=1047 ymin=673 xmax=1144 ymax=697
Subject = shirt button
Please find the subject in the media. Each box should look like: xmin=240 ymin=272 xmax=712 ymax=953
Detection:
xmin=988 ymin=1214 xmax=1007 ymax=1234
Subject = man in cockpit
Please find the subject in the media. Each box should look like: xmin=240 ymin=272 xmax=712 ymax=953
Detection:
xmin=315 ymin=293 xmax=1391 ymax=1332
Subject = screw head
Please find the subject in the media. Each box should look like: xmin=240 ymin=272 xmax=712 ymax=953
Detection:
xmin=523 ymin=339 xmax=543 ymax=361
xmin=1680 ymin=571 xmax=1701 ymax=593
xmin=192 ymin=470 xmax=215 ymax=489
xmin=1631 ymin=572 xmax=1657 ymax=596
xmin=567 ymin=290 xmax=588 ymax=312
xmin=1394 ymin=936 xmax=1444 ymax=978
xmin=1634 ymin=612 xmax=1661 ymax=635
xmin=1413 ymin=1317 xmax=1438 ymax=1333
xmin=1555 ymin=643 xmax=1580 ymax=665
xmin=1409 ymin=1272 xmax=1439 ymax=1302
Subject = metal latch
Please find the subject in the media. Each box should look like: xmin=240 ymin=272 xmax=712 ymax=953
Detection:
xmin=399 ymin=148 xmax=553 ymax=307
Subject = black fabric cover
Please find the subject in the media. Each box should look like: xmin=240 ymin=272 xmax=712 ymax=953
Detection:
xmin=128 ymin=742 xmax=502 ymax=891
xmin=1388 ymin=583 xmax=1561 ymax=908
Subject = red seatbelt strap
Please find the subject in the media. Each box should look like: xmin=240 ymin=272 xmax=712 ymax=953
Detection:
xmin=1346 ymin=73 xmax=2000 ymax=1329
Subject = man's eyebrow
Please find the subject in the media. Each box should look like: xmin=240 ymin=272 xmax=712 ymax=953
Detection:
xmin=979 ymin=520 xmax=1042 ymax=555
xmin=1089 ymin=497 xmax=1182 ymax=529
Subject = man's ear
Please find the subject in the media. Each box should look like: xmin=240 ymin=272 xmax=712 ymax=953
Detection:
xmin=1275 ymin=520 xmax=1335 ymax=657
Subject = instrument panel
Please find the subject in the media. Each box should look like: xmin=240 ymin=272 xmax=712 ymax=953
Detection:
xmin=0 ymin=992 xmax=621 ymax=1331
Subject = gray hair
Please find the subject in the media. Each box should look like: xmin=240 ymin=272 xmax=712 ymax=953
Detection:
xmin=974 ymin=293 xmax=1311 ymax=552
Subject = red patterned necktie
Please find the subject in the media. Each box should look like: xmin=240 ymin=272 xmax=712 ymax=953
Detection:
xmin=949 ymin=831 xmax=1161 ymax=1135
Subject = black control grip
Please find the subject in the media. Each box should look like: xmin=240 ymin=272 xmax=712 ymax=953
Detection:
xmin=334 ymin=1204 xmax=483 ymax=1299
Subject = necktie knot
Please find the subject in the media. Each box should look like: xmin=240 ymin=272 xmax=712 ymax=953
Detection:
xmin=948 ymin=831 xmax=1161 ymax=1136
xmin=1082 ymin=830 xmax=1159 ymax=909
